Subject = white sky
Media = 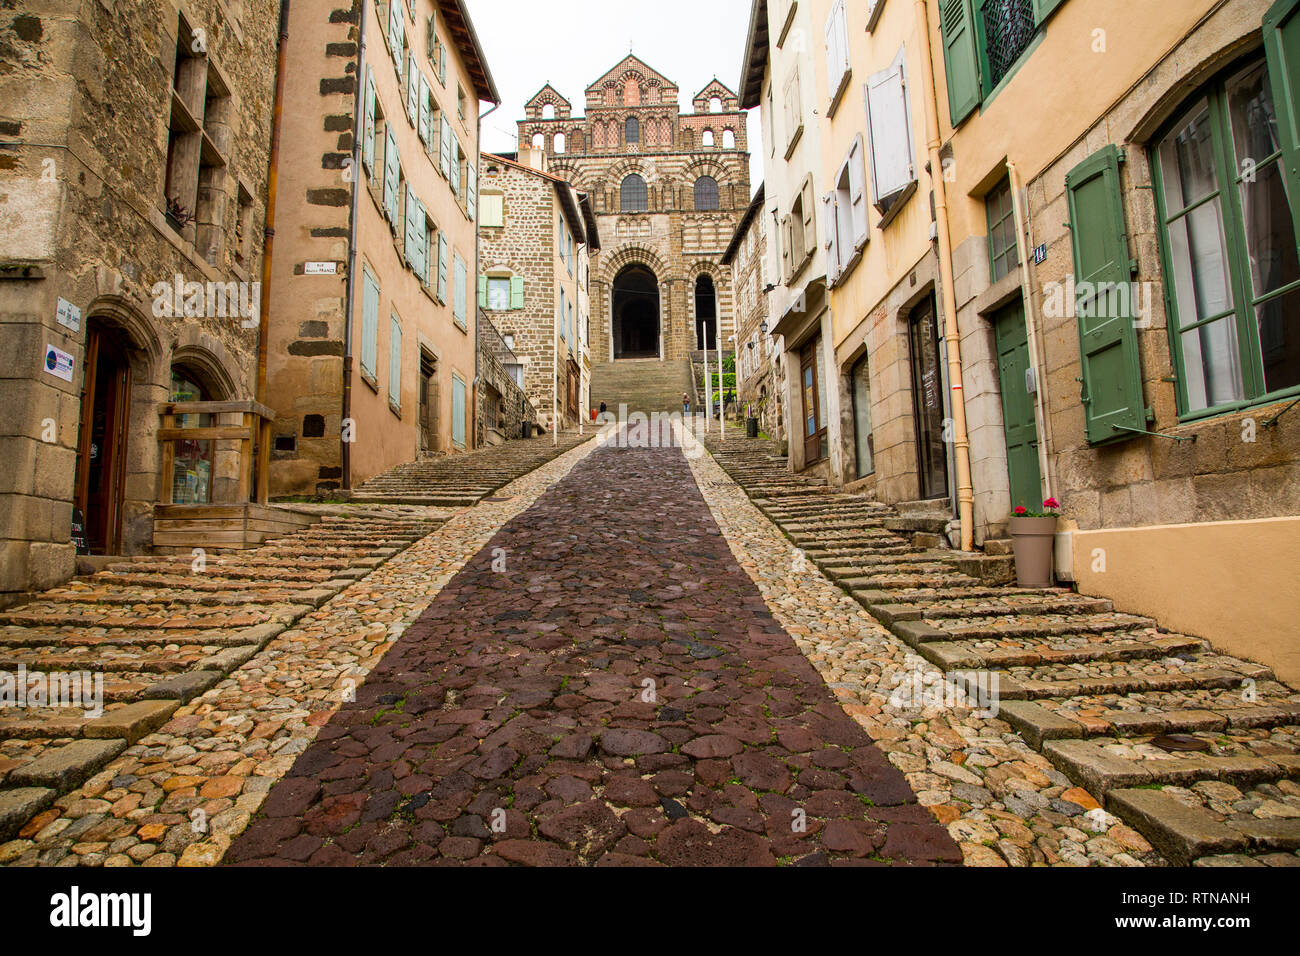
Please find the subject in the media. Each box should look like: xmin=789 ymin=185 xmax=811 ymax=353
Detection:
xmin=466 ymin=0 xmax=764 ymax=191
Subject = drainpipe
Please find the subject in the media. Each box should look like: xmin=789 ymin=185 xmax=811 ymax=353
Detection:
xmin=473 ymin=102 xmax=499 ymax=450
xmin=1007 ymin=160 xmax=1054 ymax=504
xmin=917 ymin=0 xmax=975 ymax=552
xmin=341 ymin=0 xmax=368 ymax=491
xmin=256 ymin=0 xmax=291 ymax=499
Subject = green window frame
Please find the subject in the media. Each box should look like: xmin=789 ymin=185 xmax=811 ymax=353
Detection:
xmin=985 ymin=175 xmax=1018 ymax=282
xmin=1151 ymin=42 xmax=1300 ymax=421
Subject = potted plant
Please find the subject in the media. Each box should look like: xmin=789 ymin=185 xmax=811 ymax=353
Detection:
xmin=165 ymin=196 xmax=193 ymax=232
xmin=1008 ymin=497 xmax=1060 ymax=588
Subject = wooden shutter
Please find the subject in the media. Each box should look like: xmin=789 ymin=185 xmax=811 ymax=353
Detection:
xmin=939 ymin=0 xmax=980 ymax=126
xmin=823 ymin=191 xmax=839 ymax=279
xmin=801 ymin=179 xmax=817 ymax=258
xmin=388 ymin=314 xmax=402 ymax=406
xmin=383 ymin=126 xmax=400 ymax=223
xmin=449 ymin=134 xmax=461 ymax=198
xmin=404 ymin=189 xmax=421 ymax=266
xmin=419 ymin=208 xmax=431 ymax=286
xmin=454 ymin=254 xmax=466 ymax=325
xmin=362 ymin=69 xmax=376 ymax=174
xmin=510 ymin=275 xmax=525 ymax=309
xmin=1033 ymin=0 xmax=1067 ymax=23
xmin=439 ymin=116 xmax=452 ymax=178
xmin=848 ymin=134 xmax=869 ymax=245
xmin=437 ymin=38 xmax=446 ymax=85
xmin=406 ymin=57 xmax=419 ymax=125
xmin=452 ymin=376 xmax=466 ymax=447
xmin=824 ymin=0 xmax=849 ymax=94
xmin=466 ymin=162 xmax=477 ymax=220
xmin=361 ymin=269 xmax=379 ymax=377
xmin=418 ymin=74 xmax=432 ymax=145
xmin=389 ymin=3 xmax=405 ymax=78
xmin=780 ymin=214 xmax=793 ymax=281
xmin=477 ymin=274 xmax=488 ymax=309
xmin=1065 ymin=145 xmax=1147 ymax=445
xmin=437 ymin=233 xmax=448 ymax=303
xmin=426 ymin=15 xmax=435 ymax=61
xmin=865 ymin=57 xmax=914 ymax=206
xmin=1265 ymin=0 xmax=1300 ymax=230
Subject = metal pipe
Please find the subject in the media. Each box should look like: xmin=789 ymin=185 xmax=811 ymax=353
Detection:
xmin=917 ymin=0 xmax=975 ymax=551
xmin=341 ymin=0 xmax=368 ymax=491
xmin=1007 ymin=159 xmax=1054 ymax=505
xmin=251 ymin=0 xmax=290 ymax=504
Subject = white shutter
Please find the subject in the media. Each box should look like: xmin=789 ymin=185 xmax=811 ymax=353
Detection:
xmin=824 ymin=0 xmax=849 ymax=95
xmin=864 ymin=51 xmax=915 ymax=207
xmin=449 ymin=134 xmax=461 ymax=198
xmin=823 ymin=191 xmax=839 ymax=280
xmin=848 ymin=135 xmax=869 ymax=246
xmin=801 ymin=179 xmax=817 ymax=258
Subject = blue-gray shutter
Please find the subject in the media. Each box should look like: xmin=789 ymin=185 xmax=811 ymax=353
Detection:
xmin=388 ymin=314 xmax=402 ymax=407
xmin=406 ymin=56 xmax=419 ymax=125
xmin=383 ymin=125 xmax=400 ymax=223
xmin=439 ymin=115 xmax=452 ymax=178
xmin=452 ymin=376 xmax=466 ymax=447
xmin=404 ymin=188 xmax=422 ymax=268
xmin=437 ymin=233 xmax=448 ymax=302
xmin=362 ymin=69 xmax=376 ymax=175
xmin=361 ymin=268 xmax=379 ymax=378
xmin=418 ymin=73 xmax=432 ymax=146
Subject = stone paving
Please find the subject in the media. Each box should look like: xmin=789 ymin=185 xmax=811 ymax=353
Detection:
xmin=0 ymin=439 xmax=597 ymax=867
xmin=224 ymin=437 xmax=961 ymax=867
xmin=700 ymin=426 xmax=1300 ymax=867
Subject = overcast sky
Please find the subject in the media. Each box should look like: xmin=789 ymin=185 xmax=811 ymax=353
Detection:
xmin=466 ymin=0 xmax=764 ymax=190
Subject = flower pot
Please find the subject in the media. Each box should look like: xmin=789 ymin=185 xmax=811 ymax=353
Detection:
xmin=1008 ymin=514 xmax=1058 ymax=588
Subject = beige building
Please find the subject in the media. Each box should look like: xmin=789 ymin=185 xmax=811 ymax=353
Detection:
xmin=0 ymin=1 xmax=282 ymax=602
xmin=478 ymin=150 xmax=599 ymax=432
xmin=740 ymin=0 xmax=843 ymax=479
xmin=266 ymin=0 xmax=497 ymax=496
xmin=928 ymin=0 xmax=1300 ymax=682
xmin=723 ymin=183 xmax=786 ymax=440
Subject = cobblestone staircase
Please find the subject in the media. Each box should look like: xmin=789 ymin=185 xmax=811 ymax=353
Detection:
xmin=350 ymin=432 xmax=591 ymax=506
xmin=0 ymin=507 xmax=444 ymax=843
xmin=589 ymin=359 xmax=694 ymax=415
xmin=702 ymin=428 xmax=1300 ymax=867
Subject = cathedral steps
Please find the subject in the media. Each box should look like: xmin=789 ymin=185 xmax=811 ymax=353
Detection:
xmin=589 ymin=358 xmax=695 ymax=416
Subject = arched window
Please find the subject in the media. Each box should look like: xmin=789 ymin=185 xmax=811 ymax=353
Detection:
xmin=722 ymin=128 xmax=736 ymax=149
xmin=541 ymin=103 xmax=555 ymax=120
xmin=625 ymin=116 xmax=639 ymax=144
xmin=620 ymin=173 xmax=648 ymax=213
xmin=531 ymin=133 xmax=544 ymax=149
xmin=694 ymin=175 xmax=719 ymax=211
xmin=710 ymin=96 xmax=723 ymax=113
xmin=554 ymin=132 xmax=565 ymax=154
xmin=702 ymin=129 xmax=715 ymax=147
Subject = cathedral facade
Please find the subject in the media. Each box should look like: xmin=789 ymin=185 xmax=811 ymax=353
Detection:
xmin=517 ymin=57 xmax=750 ymax=365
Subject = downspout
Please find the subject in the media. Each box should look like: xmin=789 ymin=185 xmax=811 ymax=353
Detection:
xmin=341 ymin=0 xmax=368 ymax=491
xmin=1007 ymin=160 xmax=1053 ymax=503
xmin=257 ymin=0 xmax=291 ymax=457
xmin=473 ymin=102 xmax=499 ymax=450
xmin=917 ymin=0 xmax=975 ymax=551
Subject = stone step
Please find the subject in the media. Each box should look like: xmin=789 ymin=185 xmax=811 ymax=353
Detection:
xmin=868 ymin=594 xmax=1115 ymax=623
xmin=999 ymin=697 xmax=1300 ymax=746
xmin=918 ymin=635 xmax=1207 ymax=671
xmin=0 ymin=624 xmax=270 ymax=649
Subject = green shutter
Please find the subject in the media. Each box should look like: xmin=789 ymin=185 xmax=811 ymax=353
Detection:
xmin=389 ymin=4 xmax=405 ymax=78
xmin=1032 ymin=0 xmax=1066 ymax=23
xmin=939 ymin=0 xmax=981 ymax=126
xmin=452 ymin=376 xmax=466 ymax=448
xmin=406 ymin=57 xmax=420 ymax=125
xmin=404 ymin=189 xmax=420 ymax=266
xmin=361 ymin=268 xmax=379 ymax=378
xmin=362 ymin=69 xmax=376 ymax=175
xmin=478 ymin=274 xmax=488 ymax=309
xmin=439 ymin=116 xmax=452 ymax=178
xmin=436 ymin=233 xmax=448 ymax=303
xmin=418 ymin=74 xmax=432 ymax=145
xmin=1265 ymin=0 xmax=1300 ymax=230
xmin=510 ymin=275 xmax=524 ymax=309
xmin=383 ymin=126 xmax=400 ymax=223
xmin=389 ymin=314 xmax=402 ymax=406
xmin=1065 ymin=144 xmax=1147 ymax=445
xmin=438 ymin=40 xmax=446 ymax=85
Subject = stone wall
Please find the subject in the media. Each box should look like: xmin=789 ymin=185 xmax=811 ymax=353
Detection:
xmin=0 ymin=0 xmax=280 ymax=600
xmin=476 ymin=309 xmax=535 ymax=442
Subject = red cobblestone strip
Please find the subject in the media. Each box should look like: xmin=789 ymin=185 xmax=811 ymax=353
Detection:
xmin=226 ymin=444 xmax=961 ymax=866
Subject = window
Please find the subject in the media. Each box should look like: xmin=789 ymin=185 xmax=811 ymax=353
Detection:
xmin=702 ymin=129 xmax=715 ymax=147
xmin=986 ymin=176 xmax=1019 ymax=282
xmin=1153 ymin=51 xmax=1300 ymax=416
xmin=824 ymin=0 xmax=851 ymax=108
xmin=555 ymin=132 xmax=566 ymax=154
xmin=864 ymin=48 xmax=916 ymax=217
xmin=694 ymin=176 xmax=720 ymax=211
xmin=453 ymin=252 xmax=467 ymax=327
xmin=487 ymin=276 xmax=510 ymax=311
xmin=782 ymin=69 xmax=803 ymax=153
xmin=827 ymin=136 xmax=868 ymax=278
xmin=389 ymin=313 xmax=403 ymax=410
xmin=361 ymin=267 xmax=380 ymax=380
xmin=621 ymin=173 xmax=648 ymax=212
xmin=626 ymin=116 xmax=640 ymax=144
xmin=852 ymin=356 xmax=874 ymax=477
xmin=481 ymin=190 xmax=504 ymax=227
xmin=723 ymin=129 xmax=736 ymax=149
xmin=532 ymin=132 xmax=544 ymax=149
xmin=542 ymin=103 xmax=555 ymax=120
xmin=978 ymin=0 xmax=1037 ymax=91
xmin=560 ymin=289 xmax=567 ymax=342
xmin=457 ymin=84 xmax=467 ymax=121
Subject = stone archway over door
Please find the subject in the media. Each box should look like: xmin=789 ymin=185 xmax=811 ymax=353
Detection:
xmin=612 ymin=264 xmax=660 ymax=359
xmin=695 ymin=274 xmax=717 ymax=350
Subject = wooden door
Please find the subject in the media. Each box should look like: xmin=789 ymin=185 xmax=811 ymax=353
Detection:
xmin=909 ymin=297 xmax=950 ymax=500
xmin=75 ymin=325 xmax=131 ymax=554
xmin=992 ymin=301 xmax=1043 ymax=511
xmin=800 ymin=338 xmax=824 ymax=464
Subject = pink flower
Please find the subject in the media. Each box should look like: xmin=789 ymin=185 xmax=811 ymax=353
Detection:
xmin=1043 ymin=497 xmax=1060 ymax=510
xmin=1014 ymin=506 xmax=1027 ymax=515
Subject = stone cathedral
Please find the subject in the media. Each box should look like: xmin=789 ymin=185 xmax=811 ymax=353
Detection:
xmin=518 ymin=56 xmax=750 ymax=365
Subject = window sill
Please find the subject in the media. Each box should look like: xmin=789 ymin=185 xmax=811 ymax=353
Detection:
xmin=826 ymin=70 xmax=852 ymax=120
xmin=829 ymin=241 xmax=867 ymax=289
xmin=1177 ymin=385 xmax=1300 ymax=426
xmin=875 ymin=180 xmax=917 ymax=231
xmin=865 ymin=0 xmax=886 ymax=32
xmin=389 ymin=398 xmax=402 ymax=419
xmin=360 ymin=370 xmax=379 ymax=394
xmin=784 ymin=124 xmax=804 ymax=161
xmin=776 ymin=1 xmax=798 ymax=47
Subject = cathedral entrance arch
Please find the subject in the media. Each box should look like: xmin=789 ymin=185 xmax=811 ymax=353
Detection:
xmin=611 ymin=264 xmax=660 ymax=359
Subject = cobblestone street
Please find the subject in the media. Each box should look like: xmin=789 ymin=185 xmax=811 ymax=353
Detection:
xmin=225 ymin=439 xmax=960 ymax=866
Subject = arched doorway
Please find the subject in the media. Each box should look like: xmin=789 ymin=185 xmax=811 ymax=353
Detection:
xmin=695 ymin=274 xmax=717 ymax=351
xmin=612 ymin=264 xmax=659 ymax=359
xmin=75 ymin=322 xmax=133 ymax=554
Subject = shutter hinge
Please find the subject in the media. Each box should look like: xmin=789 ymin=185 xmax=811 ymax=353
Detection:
xmin=1116 ymin=148 xmax=1127 ymax=164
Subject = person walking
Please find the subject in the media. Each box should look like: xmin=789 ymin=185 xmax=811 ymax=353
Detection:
xmin=682 ymin=392 xmax=691 ymax=416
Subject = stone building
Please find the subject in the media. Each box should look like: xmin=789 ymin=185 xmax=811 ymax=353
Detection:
xmin=722 ymin=183 xmax=785 ymax=441
xmin=516 ymin=57 xmax=749 ymax=400
xmin=475 ymin=309 xmax=535 ymax=444
xmin=265 ymin=0 xmax=497 ymax=497
xmin=478 ymin=149 xmax=599 ymax=432
xmin=0 ymin=1 xmax=282 ymax=603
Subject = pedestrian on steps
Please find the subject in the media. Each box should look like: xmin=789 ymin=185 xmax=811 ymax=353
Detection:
xmin=682 ymin=392 xmax=691 ymax=416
